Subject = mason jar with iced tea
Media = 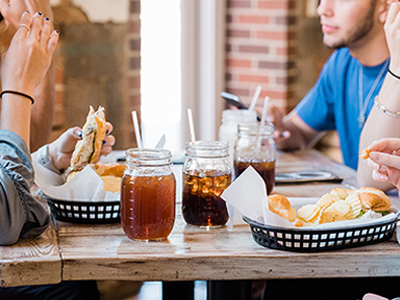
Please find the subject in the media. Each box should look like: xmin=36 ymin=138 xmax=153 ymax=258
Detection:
xmin=182 ymin=141 xmax=231 ymax=227
xmin=121 ymin=149 xmax=176 ymax=241
xmin=234 ymin=123 xmax=276 ymax=195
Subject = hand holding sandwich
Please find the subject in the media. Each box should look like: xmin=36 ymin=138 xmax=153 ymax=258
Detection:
xmin=48 ymin=122 xmax=115 ymax=172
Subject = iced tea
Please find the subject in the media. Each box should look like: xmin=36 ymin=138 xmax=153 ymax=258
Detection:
xmin=234 ymin=160 xmax=275 ymax=195
xmin=182 ymin=169 xmax=231 ymax=227
xmin=121 ymin=173 xmax=176 ymax=241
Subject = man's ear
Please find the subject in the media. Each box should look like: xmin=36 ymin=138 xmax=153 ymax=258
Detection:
xmin=379 ymin=0 xmax=398 ymax=23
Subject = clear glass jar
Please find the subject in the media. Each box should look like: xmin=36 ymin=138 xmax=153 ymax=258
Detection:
xmin=218 ymin=110 xmax=258 ymax=168
xmin=182 ymin=141 xmax=231 ymax=227
xmin=233 ymin=123 xmax=276 ymax=195
xmin=121 ymin=148 xmax=176 ymax=241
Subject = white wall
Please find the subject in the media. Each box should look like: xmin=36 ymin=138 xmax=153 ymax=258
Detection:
xmin=50 ymin=0 xmax=129 ymax=23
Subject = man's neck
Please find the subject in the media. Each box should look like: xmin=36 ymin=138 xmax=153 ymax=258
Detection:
xmin=349 ymin=28 xmax=390 ymax=66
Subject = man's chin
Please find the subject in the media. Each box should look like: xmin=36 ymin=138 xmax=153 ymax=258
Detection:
xmin=323 ymin=37 xmax=345 ymax=49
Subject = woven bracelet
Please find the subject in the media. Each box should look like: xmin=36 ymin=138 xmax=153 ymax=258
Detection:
xmin=0 ymin=90 xmax=35 ymax=105
xmin=388 ymin=68 xmax=400 ymax=81
xmin=374 ymin=96 xmax=400 ymax=119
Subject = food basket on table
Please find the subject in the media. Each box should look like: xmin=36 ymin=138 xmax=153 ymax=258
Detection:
xmin=41 ymin=191 xmax=120 ymax=224
xmin=243 ymin=215 xmax=397 ymax=252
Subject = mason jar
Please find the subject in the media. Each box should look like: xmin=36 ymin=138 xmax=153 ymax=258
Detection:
xmin=182 ymin=141 xmax=231 ymax=227
xmin=121 ymin=148 xmax=176 ymax=241
xmin=233 ymin=122 xmax=276 ymax=195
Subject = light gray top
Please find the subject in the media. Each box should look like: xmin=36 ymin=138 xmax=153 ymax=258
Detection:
xmin=0 ymin=130 xmax=49 ymax=245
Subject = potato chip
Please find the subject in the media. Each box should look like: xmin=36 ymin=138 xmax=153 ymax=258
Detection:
xmin=344 ymin=193 xmax=362 ymax=219
xmin=297 ymin=204 xmax=316 ymax=221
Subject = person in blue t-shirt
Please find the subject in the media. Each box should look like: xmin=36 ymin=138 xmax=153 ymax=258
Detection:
xmin=269 ymin=0 xmax=400 ymax=192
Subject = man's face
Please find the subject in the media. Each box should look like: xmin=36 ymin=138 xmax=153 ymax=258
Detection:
xmin=318 ymin=0 xmax=378 ymax=49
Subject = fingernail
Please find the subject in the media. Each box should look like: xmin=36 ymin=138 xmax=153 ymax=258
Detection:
xmin=106 ymin=129 xmax=109 ymax=134
xmin=25 ymin=11 xmax=31 ymax=14
xmin=379 ymin=174 xmax=388 ymax=181
xmin=45 ymin=17 xmax=50 ymax=21
xmin=78 ymin=131 xmax=82 ymax=138
xmin=37 ymin=12 xmax=43 ymax=16
xmin=370 ymin=161 xmax=380 ymax=170
xmin=102 ymin=140 xmax=106 ymax=145
xmin=55 ymin=30 xmax=60 ymax=34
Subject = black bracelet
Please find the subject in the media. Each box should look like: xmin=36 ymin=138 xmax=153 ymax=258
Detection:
xmin=0 ymin=90 xmax=35 ymax=105
xmin=388 ymin=68 xmax=400 ymax=81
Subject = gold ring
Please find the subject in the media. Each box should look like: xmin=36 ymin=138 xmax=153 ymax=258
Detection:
xmin=18 ymin=24 xmax=30 ymax=32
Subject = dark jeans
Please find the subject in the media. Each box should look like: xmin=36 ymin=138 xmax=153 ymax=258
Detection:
xmin=0 ymin=280 xmax=100 ymax=300
xmin=263 ymin=277 xmax=400 ymax=300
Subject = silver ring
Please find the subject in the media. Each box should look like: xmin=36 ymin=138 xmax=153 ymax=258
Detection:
xmin=18 ymin=24 xmax=30 ymax=32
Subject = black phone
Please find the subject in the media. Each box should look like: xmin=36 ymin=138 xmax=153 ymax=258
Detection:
xmin=220 ymin=92 xmax=261 ymax=121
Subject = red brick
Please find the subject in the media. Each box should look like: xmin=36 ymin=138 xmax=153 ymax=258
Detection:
xmin=257 ymin=30 xmax=287 ymax=41
xmin=128 ymin=21 xmax=140 ymax=33
xmin=260 ymin=90 xmax=287 ymax=101
xmin=238 ymin=45 xmax=269 ymax=54
xmin=239 ymin=15 xmax=270 ymax=24
xmin=128 ymin=76 xmax=141 ymax=89
xmin=239 ymin=74 xmax=269 ymax=84
xmin=228 ymin=0 xmax=251 ymax=8
xmin=227 ymin=29 xmax=251 ymax=38
xmin=258 ymin=1 xmax=289 ymax=10
xmin=227 ymin=58 xmax=252 ymax=68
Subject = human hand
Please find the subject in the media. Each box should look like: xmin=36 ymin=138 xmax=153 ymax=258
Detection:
xmin=1 ymin=11 xmax=58 ymax=96
xmin=363 ymin=138 xmax=400 ymax=189
xmin=384 ymin=2 xmax=400 ymax=74
xmin=266 ymin=104 xmax=291 ymax=142
xmin=48 ymin=123 xmax=116 ymax=171
xmin=0 ymin=0 xmax=52 ymax=29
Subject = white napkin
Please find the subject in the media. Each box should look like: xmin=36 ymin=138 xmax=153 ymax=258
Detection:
xmin=33 ymin=158 xmax=120 ymax=202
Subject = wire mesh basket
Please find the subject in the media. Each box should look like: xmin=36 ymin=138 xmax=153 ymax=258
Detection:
xmin=243 ymin=216 xmax=397 ymax=252
xmin=41 ymin=191 xmax=120 ymax=224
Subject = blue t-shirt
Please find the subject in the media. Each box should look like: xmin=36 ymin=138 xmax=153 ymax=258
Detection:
xmin=295 ymin=48 xmax=389 ymax=170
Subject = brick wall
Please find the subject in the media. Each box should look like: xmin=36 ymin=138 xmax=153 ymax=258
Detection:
xmin=225 ymin=0 xmax=296 ymax=113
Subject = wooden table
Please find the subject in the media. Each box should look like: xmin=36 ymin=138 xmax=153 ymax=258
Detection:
xmin=1 ymin=150 xmax=400 ymax=294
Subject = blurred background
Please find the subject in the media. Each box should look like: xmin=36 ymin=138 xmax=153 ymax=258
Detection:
xmin=24 ymin=0 xmax=339 ymax=164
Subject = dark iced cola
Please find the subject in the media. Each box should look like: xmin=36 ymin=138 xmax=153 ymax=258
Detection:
xmin=182 ymin=169 xmax=231 ymax=227
xmin=234 ymin=160 xmax=275 ymax=195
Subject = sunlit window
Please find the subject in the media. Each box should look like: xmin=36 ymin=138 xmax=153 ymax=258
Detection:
xmin=141 ymin=0 xmax=182 ymax=154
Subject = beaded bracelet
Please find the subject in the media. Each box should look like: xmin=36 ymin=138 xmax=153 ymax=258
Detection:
xmin=374 ymin=96 xmax=400 ymax=119
xmin=0 ymin=90 xmax=35 ymax=105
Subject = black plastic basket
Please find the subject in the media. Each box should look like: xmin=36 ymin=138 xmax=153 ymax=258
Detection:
xmin=243 ymin=216 xmax=397 ymax=252
xmin=41 ymin=191 xmax=120 ymax=224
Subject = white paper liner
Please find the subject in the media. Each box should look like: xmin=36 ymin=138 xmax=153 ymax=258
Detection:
xmin=32 ymin=154 xmax=120 ymax=202
xmin=222 ymin=166 xmax=399 ymax=230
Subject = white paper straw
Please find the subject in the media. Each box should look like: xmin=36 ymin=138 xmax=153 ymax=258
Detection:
xmin=131 ymin=111 xmax=143 ymax=149
xmin=187 ymin=108 xmax=196 ymax=142
xmin=248 ymin=85 xmax=262 ymax=112
xmin=260 ymin=96 xmax=270 ymax=126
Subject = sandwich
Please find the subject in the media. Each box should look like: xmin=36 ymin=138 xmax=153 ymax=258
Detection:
xmin=67 ymin=106 xmax=107 ymax=180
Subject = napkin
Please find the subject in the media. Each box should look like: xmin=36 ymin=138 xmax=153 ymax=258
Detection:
xmin=33 ymin=157 xmax=120 ymax=202
xmin=221 ymin=166 xmax=399 ymax=229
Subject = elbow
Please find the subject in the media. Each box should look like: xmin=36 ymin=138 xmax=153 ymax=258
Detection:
xmin=0 ymin=229 xmax=20 ymax=246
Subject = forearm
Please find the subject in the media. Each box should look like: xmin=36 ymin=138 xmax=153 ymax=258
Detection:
xmin=30 ymin=62 xmax=55 ymax=152
xmin=0 ymin=94 xmax=32 ymax=147
xmin=358 ymin=74 xmax=400 ymax=190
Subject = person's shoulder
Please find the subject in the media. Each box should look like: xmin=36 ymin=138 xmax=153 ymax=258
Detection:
xmin=328 ymin=48 xmax=352 ymax=63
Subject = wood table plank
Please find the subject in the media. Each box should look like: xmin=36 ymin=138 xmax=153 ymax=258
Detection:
xmin=0 ymin=220 xmax=61 ymax=287
xmin=56 ymin=150 xmax=400 ymax=282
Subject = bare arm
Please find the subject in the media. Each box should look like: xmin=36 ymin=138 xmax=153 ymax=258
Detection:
xmin=30 ymin=62 xmax=55 ymax=151
xmin=358 ymin=3 xmax=400 ymax=191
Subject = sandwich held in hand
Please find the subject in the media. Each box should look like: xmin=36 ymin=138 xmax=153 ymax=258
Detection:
xmin=67 ymin=106 xmax=107 ymax=180
xmin=267 ymin=187 xmax=392 ymax=227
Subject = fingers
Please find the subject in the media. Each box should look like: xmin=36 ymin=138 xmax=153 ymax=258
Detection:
xmin=369 ymin=151 xmax=400 ymax=170
xmin=40 ymin=17 xmax=51 ymax=44
xmin=386 ymin=2 xmax=400 ymax=26
xmin=16 ymin=11 xmax=33 ymax=38
xmin=367 ymin=138 xmax=400 ymax=153
xmin=29 ymin=12 xmax=44 ymax=39
xmin=105 ymin=122 xmax=114 ymax=135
